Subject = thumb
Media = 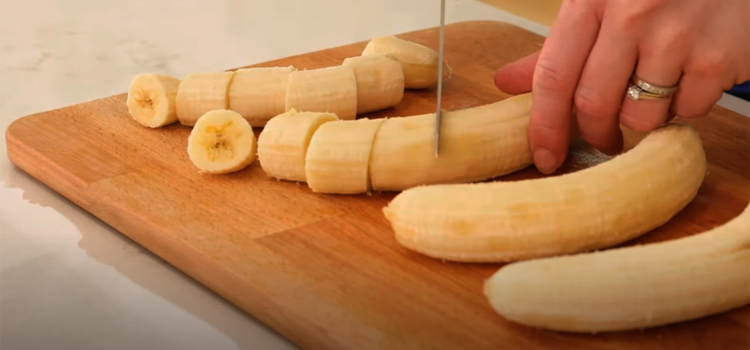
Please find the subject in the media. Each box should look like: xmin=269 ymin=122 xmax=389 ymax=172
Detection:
xmin=493 ymin=50 xmax=541 ymax=95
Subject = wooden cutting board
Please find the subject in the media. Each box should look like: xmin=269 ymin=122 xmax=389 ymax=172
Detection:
xmin=6 ymin=21 xmax=750 ymax=350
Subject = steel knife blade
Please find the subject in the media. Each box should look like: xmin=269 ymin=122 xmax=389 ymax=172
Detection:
xmin=434 ymin=0 xmax=446 ymax=158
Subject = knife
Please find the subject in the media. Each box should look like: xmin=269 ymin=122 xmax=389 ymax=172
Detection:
xmin=434 ymin=0 xmax=446 ymax=158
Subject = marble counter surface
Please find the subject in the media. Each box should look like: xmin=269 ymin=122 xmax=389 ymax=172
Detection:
xmin=1 ymin=1 xmax=747 ymax=350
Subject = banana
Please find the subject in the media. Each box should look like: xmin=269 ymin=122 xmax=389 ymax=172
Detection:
xmin=126 ymin=73 xmax=181 ymax=128
xmin=257 ymin=109 xmax=339 ymax=182
xmin=285 ymin=65 xmax=358 ymax=120
xmin=382 ymin=123 xmax=707 ymax=262
xmin=361 ymin=35 xmax=452 ymax=89
xmin=253 ymin=94 xmax=533 ymax=193
xmin=187 ymin=109 xmax=257 ymax=174
xmin=484 ymin=202 xmax=750 ymax=333
xmin=370 ymin=93 xmax=533 ymax=191
xmin=228 ymin=66 xmax=295 ymax=127
xmin=176 ymin=71 xmax=236 ymax=126
xmin=305 ymin=118 xmax=385 ymax=194
xmin=342 ymin=54 xmax=405 ymax=114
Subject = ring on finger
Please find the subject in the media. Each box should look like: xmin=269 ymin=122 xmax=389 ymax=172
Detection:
xmin=626 ymin=85 xmax=673 ymax=100
xmin=627 ymin=74 xmax=678 ymax=101
xmin=631 ymin=74 xmax=679 ymax=95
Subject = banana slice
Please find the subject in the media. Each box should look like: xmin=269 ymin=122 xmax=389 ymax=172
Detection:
xmin=126 ymin=73 xmax=181 ymax=128
xmin=257 ymin=109 xmax=339 ymax=182
xmin=176 ymin=71 xmax=236 ymax=126
xmin=362 ymin=35 xmax=452 ymax=89
xmin=187 ymin=109 xmax=257 ymax=174
xmin=305 ymin=118 xmax=385 ymax=194
xmin=342 ymin=54 xmax=404 ymax=114
xmin=228 ymin=66 xmax=296 ymax=127
xmin=285 ymin=65 xmax=358 ymax=120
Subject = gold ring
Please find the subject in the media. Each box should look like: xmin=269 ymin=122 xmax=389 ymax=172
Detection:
xmin=626 ymin=84 xmax=671 ymax=100
xmin=631 ymin=75 xmax=678 ymax=96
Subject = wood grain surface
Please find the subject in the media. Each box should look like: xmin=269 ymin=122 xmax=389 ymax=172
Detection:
xmin=6 ymin=21 xmax=750 ymax=350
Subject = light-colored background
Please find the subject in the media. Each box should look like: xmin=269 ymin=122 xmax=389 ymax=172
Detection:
xmin=1 ymin=1 xmax=748 ymax=350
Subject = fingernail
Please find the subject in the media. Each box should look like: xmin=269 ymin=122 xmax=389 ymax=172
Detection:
xmin=533 ymin=148 xmax=558 ymax=175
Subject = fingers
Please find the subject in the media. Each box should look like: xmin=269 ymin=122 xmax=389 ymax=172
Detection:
xmin=529 ymin=0 xmax=603 ymax=174
xmin=493 ymin=50 xmax=540 ymax=95
xmin=670 ymin=73 xmax=726 ymax=119
xmin=619 ymin=53 xmax=683 ymax=132
xmin=573 ymin=15 xmax=637 ymax=155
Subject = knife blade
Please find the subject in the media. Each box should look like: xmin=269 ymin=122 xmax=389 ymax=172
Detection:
xmin=434 ymin=0 xmax=446 ymax=158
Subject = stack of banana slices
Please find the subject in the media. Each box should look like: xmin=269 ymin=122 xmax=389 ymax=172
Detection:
xmin=126 ymin=35 xmax=448 ymax=175
xmin=126 ymin=34 xmax=750 ymax=336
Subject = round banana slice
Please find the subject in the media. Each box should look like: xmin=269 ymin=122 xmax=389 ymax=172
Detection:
xmin=126 ymin=73 xmax=181 ymax=128
xmin=187 ymin=109 xmax=257 ymax=174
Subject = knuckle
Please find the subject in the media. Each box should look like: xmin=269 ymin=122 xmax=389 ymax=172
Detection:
xmin=530 ymin=116 xmax=560 ymax=134
xmin=690 ymin=50 xmax=731 ymax=76
xmin=533 ymin=60 xmax=571 ymax=92
xmin=617 ymin=0 xmax=666 ymax=29
xmin=574 ymin=88 xmax=616 ymax=118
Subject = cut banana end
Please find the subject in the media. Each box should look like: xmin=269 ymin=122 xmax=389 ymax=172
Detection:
xmin=305 ymin=118 xmax=385 ymax=194
xmin=485 ymin=202 xmax=750 ymax=333
xmin=176 ymin=71 xmax=236 ymax=126
xmin=229 ymin=66 xmax=295 ymax=127
xmin=362 ymin=35 xmax=452 ymax=89
xmin=383 ymin=123 xmax=707 ymax=262
xmin=342 ymin=54 xmax=404 ymax=114
xmin=126 ymin=73 xmax=181 ymax=128
xmin=187 ymin=109 xmax=257 ymax=174
xmin=257 ymin=109 xmax=339 ymax=182
xmin=285 ymin=65 xmax=358 ymax=120
xmin=370 ymin=93 xmax=533 ymax=191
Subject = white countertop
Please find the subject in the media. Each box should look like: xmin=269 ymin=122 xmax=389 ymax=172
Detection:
xmin=1 ymin=1 xmax=748 ymax=350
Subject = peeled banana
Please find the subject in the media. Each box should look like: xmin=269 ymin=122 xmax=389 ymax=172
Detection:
xmin=254 ymin=94 xmax=536 ymax=194
xmin=176 ymin=71 xmax=236 ymax=126
xmin=228 ymin=66 xmax=295 ymax=127
xmin=362 ymin=35 xmax=451 ymax=89
xmin=126 ymin=73 xmax=182 ymax=128
xmin=382 ymin=123 xmax=707 ymax=262
xmin=342 ymin=54 xmax=405 ymax=114
xmin=187 ymin=109 xmax=257 ymax=174
xmin=485 ymin=201 xmax=750 ymax=333
xmin=285 ymin=65 xmax=358 ymax=120
xmin=370 ymin=93 xmax=533 ymax=191
xmin=305 ymin=118 xmax=385 ymax=194
xmin=257 ymin=109 xmax=339 ymax=182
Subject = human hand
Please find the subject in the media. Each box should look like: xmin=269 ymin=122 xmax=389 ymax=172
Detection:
xmin=493 ymin=0 xmax=750 ymax=174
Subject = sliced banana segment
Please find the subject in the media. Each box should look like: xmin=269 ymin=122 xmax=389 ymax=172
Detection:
xmin=187 ymin=109 xmax=257 ymax=174
xmin=370 ymin=93 xmax=533 ymax=191
xmin=257 ymin=109 xmax=339 ymax=182
xmin=362 ymin=35 xmax=452 ymax=89
xmin=383 ymin=123 xmax=707 ymax=262
xmin=285 ymin=65 xmax=358 ymax=120
xmin=176 ymin=71 xmax=236 ymax=126
xmin=126 ymin=73 xmax=181 ymax=128
xmin=485 ymin=202 xmax=750 ymax=333
xmin=228 ymin=66 xmax=295 ymax=127
xmin=342 ymin=54 xmax=404 ymax=114
xmin=305 ymin=118 xmax=385 ymax=194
